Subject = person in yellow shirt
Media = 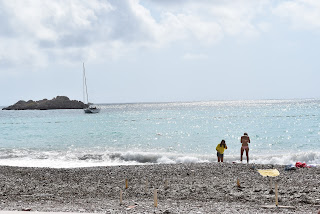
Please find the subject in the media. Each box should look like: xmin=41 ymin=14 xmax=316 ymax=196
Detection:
xmin=216 ymin=140 xmax=227 ymax=162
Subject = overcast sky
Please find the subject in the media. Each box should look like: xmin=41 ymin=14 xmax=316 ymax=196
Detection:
xmin=0 ymin=0 xmax=319 ymax=106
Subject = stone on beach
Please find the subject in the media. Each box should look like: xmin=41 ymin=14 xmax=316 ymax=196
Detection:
xmin=0 ymin=163 xmax=319 ymax=213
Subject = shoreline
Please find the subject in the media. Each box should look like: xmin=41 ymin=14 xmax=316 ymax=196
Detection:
xmin=1 ymin=149 xmax=319 ymax=168
xmin=0 ymin=163 xmax=319 ymax=213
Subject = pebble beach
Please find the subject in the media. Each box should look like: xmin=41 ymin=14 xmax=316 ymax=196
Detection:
xmin=0 ymin=163 xmax=319 ymax=213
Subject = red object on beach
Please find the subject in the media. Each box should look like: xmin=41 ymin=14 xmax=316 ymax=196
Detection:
xmin=295 ymin=162 xmax=310 ymax=168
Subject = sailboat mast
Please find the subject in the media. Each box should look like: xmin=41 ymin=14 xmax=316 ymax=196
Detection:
xmin=83 ymin=63 xmax=85 ymax=104
xmin=83 ymin=62 xmax=89 ymax=104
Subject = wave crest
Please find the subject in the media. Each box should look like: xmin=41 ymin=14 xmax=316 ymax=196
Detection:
xmin=0 ymin=149 xmax=319 ymax=168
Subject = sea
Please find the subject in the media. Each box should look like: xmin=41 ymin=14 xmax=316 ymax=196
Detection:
xmin=0 ymin=99 xmax=319 ymax=168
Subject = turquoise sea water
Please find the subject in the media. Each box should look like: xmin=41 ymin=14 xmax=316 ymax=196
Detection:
xmin=0 ymin=99 xmax=319 ymax=168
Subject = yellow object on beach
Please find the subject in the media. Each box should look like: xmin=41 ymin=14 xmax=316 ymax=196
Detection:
xmin=257 ymin=169 xmax=280 ymax=177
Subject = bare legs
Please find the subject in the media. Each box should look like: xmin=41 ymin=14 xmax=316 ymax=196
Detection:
xmin=217 ymin=156 xmax=224 ymax=162
xmin=245 ymin=149 xmax=249 ymax=163
xmin=241 ymin=148 xmax=249 ymax=163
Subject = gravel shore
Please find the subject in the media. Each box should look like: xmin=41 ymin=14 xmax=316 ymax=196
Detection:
xmin=0 ymin=163 xmax=319 ymax=213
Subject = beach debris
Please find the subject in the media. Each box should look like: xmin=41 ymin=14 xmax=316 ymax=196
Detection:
xmin=257 ymin=169 xmax=279 ymax=193
xmin=21 ymin=208 xmax=32 ymax=211
xmin=154 ymin=189 xmax=158 ymax=207
xmin=236 ymin=179 xmax=240 ymax=187
xmin=269 ymin=177 xmax=273 ymax=193
xmin=145 ymin=179 xmax=148 ymax=194
xmin=257 ymin=169 xmax=294 ymax=208
xmin=120 ymin=189 xmax=123 ymax=205
xmin=164 ymin=179 xmax=169 ymax=190
xmin=259 ymin=170 xmax=279 ymax=193
xmin=125 ymin=179 xmax=128 ymax=189
xmin=261 ymin=205 xmax=295 ymax=209
xmin=257 ymin=169 xmax=280 ymax=177
xmin=285 ymin=164 xmax=296 ymax=171
xmin=260 ymin=181 xmax=295 ymax=209
xmin=253 ymin=188 xmax=262 ymax=192
xmin=275 ymin=182 xmax=279 ymax=206
xmin=126 ymin=205 xmax=137 ymax=210
xmin=295 ymin=162 xmax=311 ymax=168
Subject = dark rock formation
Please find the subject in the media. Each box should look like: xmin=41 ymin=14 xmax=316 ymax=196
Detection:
xmin=2 ymin=96 xmax=89 ymax=110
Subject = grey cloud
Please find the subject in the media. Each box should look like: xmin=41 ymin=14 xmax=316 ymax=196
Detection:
xmin=106 ymin=1 xmax=156 ymax=43
xmin=0 ymin=3 xmax=15 ymax=37
xmin=57 ymin=32 xmax=93 ymax=48
xmin=32 ymin=0 xmax=155 ymax=50
xmin=37 ymin=40 xmax=56 ymax=48
xmin=0 ymin=0 xmax=274 ymax=68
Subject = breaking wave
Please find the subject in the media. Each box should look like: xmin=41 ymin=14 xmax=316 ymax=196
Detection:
xmin=0 ymin=148 xmax=319 ymax=168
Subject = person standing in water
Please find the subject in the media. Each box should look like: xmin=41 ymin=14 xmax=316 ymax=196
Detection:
xmin=240 ymin=133 xmax=250 ymax=163
xmin=216 ymin=140 xmax=227 ymax=162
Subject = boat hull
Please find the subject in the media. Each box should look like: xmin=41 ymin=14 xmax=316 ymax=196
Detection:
xmin=84 ymin=108 xmax=100 ymax=113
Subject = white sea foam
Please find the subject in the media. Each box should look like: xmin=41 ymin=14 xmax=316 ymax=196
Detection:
xmin=0 ymin=149 xmax=319 ymax=168
xmin=251 ymin=151 xmax=320 ymax=165
xmin=223 ymin=151 xmax=320 ymax=166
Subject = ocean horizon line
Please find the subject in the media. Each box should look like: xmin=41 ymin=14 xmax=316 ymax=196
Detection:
xmin=2 ymin=97 xmax=319 ymax=108
xmin=94 ymin=97 xmax=319 ymax=106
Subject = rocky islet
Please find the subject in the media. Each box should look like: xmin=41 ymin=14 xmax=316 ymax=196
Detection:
xmin=2 ymin=96 xmax=88 ymax=110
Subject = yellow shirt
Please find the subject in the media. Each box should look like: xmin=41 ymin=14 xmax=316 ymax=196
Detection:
xmin=216 ymin=144 xmax=227 ymax=154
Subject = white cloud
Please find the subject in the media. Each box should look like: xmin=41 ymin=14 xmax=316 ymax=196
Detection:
xmin=0 ymin=0 xmax=274 ymax=69
xmin=273 ymin=0 xmax=320 ymax=30
xmin=160 ymin=13 xmax=223 ymax=45
xmin=207 ymin=1 xmax=268 ymax=37
xmin=0 ymin=37 xmax=48 ymax=68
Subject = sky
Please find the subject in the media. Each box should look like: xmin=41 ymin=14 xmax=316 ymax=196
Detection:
xmin=0 ymin=0 xmax=320 ymax=106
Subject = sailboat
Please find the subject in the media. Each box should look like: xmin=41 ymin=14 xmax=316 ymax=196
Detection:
xmin=83 ymin=63 xmax=100 ymax=114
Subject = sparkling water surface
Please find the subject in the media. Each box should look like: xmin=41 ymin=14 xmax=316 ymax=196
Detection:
xmin=0 ymin=99 xmax=319 ymax=167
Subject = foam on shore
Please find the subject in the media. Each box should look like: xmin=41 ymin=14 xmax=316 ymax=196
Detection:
xmin=0 ymin=148 xmax=319 ymax=168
